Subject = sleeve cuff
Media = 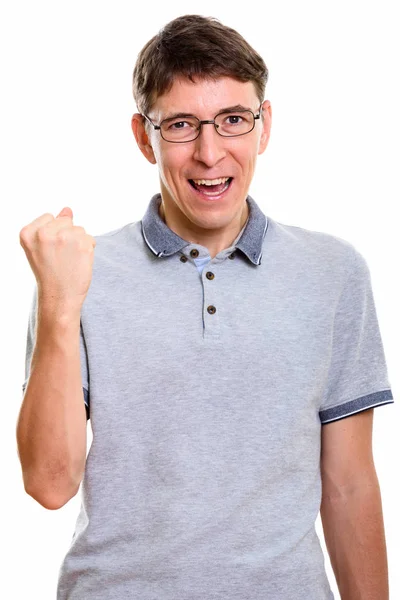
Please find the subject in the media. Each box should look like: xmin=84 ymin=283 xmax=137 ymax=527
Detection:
xmin=319 ymin=388 xmax=394 ymax=424
xmin=83 ymin=387 xmax=90 ymax=420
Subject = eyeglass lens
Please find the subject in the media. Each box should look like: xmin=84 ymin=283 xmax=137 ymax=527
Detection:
xmin=160 ymin=111 xmax=255 ymax=142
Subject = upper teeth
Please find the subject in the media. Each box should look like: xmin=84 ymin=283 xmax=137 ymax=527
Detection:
xmin=192 ymin=177 xmax=230 ymax=186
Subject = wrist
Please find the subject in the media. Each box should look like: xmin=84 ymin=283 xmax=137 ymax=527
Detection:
xmin=37 ymin=297 xmax=83 ymax=329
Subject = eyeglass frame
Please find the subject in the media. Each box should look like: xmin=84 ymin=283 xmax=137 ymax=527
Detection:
xmin=142 ymin=104 xmax=263 ymax=143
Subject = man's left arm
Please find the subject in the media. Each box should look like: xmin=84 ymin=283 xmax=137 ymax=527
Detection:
xmin=320 ymin=408 xmax=390 ymax=600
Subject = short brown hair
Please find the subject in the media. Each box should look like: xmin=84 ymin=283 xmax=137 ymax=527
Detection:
xmin=132 ymin=14 xmax=269 ymax=116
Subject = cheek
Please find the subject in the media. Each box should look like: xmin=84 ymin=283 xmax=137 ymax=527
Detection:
xmin=230 ymin=138 xmax=258 ymax=160
xmin=155 ymin=147 xmax=192 ymax=178
xmin=234 ymin=148 xmax=258 ymax=176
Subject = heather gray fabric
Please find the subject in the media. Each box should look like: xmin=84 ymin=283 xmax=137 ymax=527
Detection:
xmin=21 ymin=193 xmax=394 ymax=599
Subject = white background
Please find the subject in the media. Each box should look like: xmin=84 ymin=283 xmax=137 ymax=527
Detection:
xmin=2 ymin=1 xmax=399 ymax=598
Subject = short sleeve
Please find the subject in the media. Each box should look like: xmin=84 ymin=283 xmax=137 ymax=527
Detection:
xmin=319 ymin=247 xmax=394 ymax=424
xmin=21 ymin=283 xmax=91 ymax=421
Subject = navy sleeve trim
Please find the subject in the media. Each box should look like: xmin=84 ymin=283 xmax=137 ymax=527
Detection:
xmin=83 ymin=387 xmax=90 ymax=420
xmin=320 ymin=389 xmax=394 ymax=424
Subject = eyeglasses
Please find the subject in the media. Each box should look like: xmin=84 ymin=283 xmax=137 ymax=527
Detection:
xmin=143 ymin=104 xmax=263 ymax=143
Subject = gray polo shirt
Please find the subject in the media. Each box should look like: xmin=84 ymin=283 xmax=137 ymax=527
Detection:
xmin=22 ymin=193 xmax=394 ymax=599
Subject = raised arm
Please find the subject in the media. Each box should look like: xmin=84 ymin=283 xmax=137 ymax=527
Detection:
xmin=16 ymin=207 xmax=96 ymax=509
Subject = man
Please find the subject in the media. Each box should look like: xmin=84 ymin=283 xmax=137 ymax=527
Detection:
xmin=17 ymin=14 xmax=394 ymax=600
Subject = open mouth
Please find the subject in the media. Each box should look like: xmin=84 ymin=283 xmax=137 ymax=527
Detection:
xmin=188 ymin=177 xmax=233 ymax=199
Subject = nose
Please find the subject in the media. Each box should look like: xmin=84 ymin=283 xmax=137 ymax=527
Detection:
xmin=192 ymin=123 xmax=227 ymax=167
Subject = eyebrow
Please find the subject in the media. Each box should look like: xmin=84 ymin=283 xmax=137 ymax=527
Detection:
xmin=162 ymin=104 xmax=254 ymax=121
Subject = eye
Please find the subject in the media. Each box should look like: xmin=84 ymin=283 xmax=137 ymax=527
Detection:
xmin=169 ymin=121 xmax=189 ymax=130
xmin=225 ymin=115 xmax=244 ymax=125
xmin=165 ymin=118 xmax=198 ymax=131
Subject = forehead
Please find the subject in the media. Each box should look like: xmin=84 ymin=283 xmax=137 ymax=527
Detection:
xmin=151 ymin=76 xmax=259 ymax=119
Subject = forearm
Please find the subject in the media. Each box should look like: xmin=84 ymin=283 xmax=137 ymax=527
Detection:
xmin=320 ymin=482 xmax=389 ymax=600
xmin=16 ymin=304 xmax=86 ymax=507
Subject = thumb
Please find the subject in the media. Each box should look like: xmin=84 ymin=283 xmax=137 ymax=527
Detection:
xmin=56 ymin=206 xmax=73 ymax=219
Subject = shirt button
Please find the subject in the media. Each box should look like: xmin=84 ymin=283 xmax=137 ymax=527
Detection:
xmin=180 ymin=255 xmax=188 ymax=263
xmin=228 ymin=252 xmax=236 ymax=260
xmin=205 ymin=271 xmax=214 ymax=280
xmin=207 ymin=305 xmax=216 ymax=314
xmin=190 ymin=249 xmax=199 ymax=258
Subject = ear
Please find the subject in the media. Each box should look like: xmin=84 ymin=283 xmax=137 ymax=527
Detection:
xmin=258 ymin=100 xmax=272 ymax=156
xmin=131 ymin=113 xmax=157 ymax=164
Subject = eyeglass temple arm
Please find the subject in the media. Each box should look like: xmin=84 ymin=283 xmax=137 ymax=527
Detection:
xmin=143 ymin=114 xmax=161 ymax=130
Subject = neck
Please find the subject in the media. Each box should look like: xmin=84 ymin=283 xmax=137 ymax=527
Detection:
xmin=158 ymin=194 xmax=249 ymax=260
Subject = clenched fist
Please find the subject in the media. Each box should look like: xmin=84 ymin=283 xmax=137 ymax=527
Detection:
xmin=19 ymin=206 xmax=96 ymax=311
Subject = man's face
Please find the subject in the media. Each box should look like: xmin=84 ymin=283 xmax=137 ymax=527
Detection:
xmin=132 ymin=76 xmax=272 ymax=231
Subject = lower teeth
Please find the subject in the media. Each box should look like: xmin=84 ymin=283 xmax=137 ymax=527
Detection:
xmin=196 ymin=180 xmax=230 ymax=195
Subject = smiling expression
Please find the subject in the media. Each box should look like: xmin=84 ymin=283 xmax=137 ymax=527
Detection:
xmin=131 ymin=76 xmax=272 ymax=238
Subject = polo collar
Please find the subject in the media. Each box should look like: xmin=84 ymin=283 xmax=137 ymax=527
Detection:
xmin=141 ymin=193 xmax=268 ymax=265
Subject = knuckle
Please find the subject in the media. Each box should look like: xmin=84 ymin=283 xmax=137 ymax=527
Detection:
xmin=19 ymin=226 xmax=29 ymax=244
xmin=56 ymin=231 xmax=68 ymax=244
xmin=37 ymin=227 xmax=51 ymax=243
